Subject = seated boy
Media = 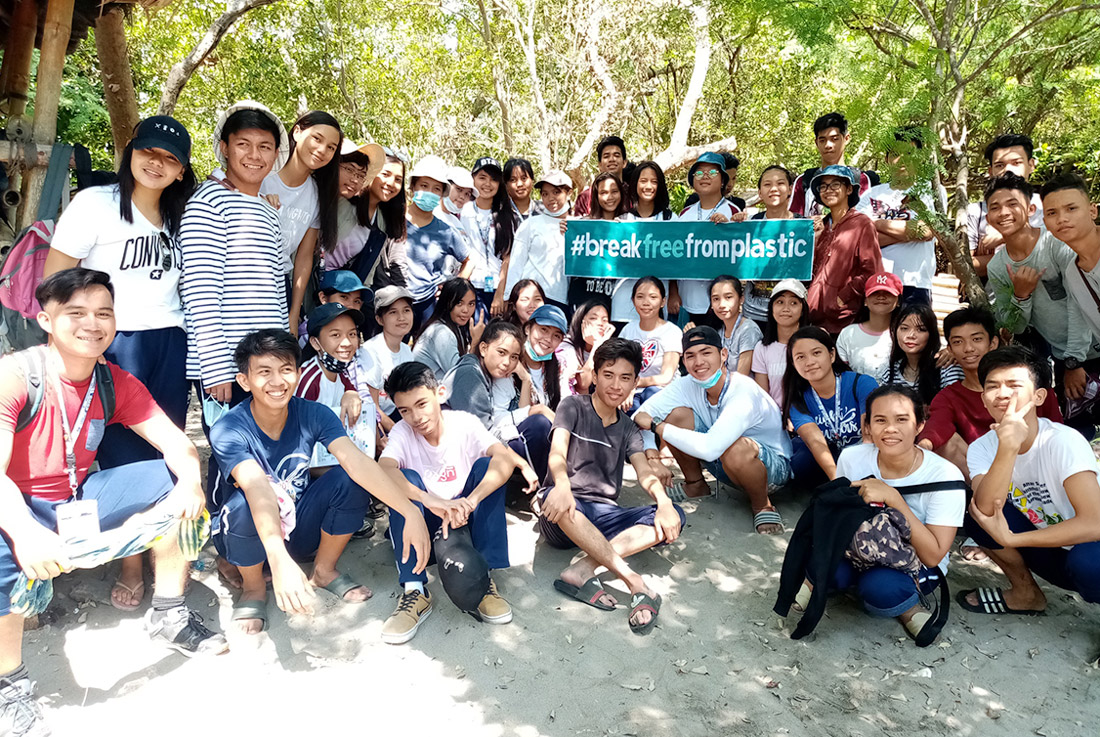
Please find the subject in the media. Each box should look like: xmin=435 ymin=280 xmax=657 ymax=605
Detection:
xmin=208 ymin=329 xmax=429 ymax=635
xmin=378 ymin=362 xmax=538 ymax=644
xmin=633 ymin=326 xmax=792 ymax=534
xmin=0 ymin=269 xmax=227 ymax=735
xmin=541 ymin=339 xmax=685 ymax=636
xmin=960 ymin=346 xmax=1100 ymax=615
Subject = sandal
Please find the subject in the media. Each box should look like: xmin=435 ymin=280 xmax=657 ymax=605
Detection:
xmin=628 ymin=592 xmax=662 ymax=636
xmin=666 ymin=479 xmax=714 ymax=503
xmin=110 ymin=578 xmax=145 ymax=612
xmin=753 ymin=508 xmax=784 ymax=534
xmin=232 ymin=600 xmax=268 ymax=633
xmin=956 ymin=587 xmax=1043 ymax=616
xmin=322 ymin=573 xmax=371 ymax=603
xmin=553 ymin=576 xmax=616 ymax=611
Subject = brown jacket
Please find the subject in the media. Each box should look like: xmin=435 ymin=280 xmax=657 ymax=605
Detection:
xmin=807 ymin=209 xmax=883 ymax=333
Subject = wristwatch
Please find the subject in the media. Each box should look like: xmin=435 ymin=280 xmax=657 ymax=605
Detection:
xmin=1065 ymin=357 xmax=1082 ymax=370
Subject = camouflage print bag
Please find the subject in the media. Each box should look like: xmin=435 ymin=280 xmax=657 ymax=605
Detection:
xmin=845 ymin=507 xmax=920 ymax=575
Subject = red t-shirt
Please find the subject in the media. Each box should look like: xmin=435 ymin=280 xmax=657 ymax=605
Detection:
xmin=919 ymin=380 xmax=1063 ymax=449
xmin=0 ymin=357 xmax=161 ymax=500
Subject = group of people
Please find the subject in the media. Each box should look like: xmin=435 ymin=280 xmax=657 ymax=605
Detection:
xmin=1 ymin=100 xmax=1098 ymax=735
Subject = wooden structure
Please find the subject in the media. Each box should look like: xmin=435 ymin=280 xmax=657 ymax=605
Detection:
xmin=0 ymin=1 xmax=161 ymax=233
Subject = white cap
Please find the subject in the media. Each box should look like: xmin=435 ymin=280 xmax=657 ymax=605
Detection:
xmin=771 ymin=278 xmax=808 ymax=300
xmin=409 ymin=155 xmax=450 ymax=186
xmin=447 ymin=165 xmax=475 ymax=191
xmin=211 ymin=100 xmax=290 ymax=172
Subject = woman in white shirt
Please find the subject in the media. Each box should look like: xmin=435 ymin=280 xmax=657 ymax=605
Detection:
xmin=461 ymin=157 xmax=515 ymax=316
xmin=619 ymin=277 xmax=683 ymax=411
xmin=612 ymin=161 xmax=673 ymax=322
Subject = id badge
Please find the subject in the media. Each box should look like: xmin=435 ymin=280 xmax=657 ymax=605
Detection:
xmin=56 ymin=499 xmax=100 ymax=543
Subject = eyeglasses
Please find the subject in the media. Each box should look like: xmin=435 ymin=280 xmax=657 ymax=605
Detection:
xmin=818 ymin=181 xmax=849 ymax=193
xmin=159 ymin=232 xmax=173 ymax=271
xmin=340 ymin=163 xmax=369 ymax=184
xmin=692 ymin=169 xmax=721 ymax=180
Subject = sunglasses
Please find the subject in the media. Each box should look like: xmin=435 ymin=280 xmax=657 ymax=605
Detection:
xmin=159 ymin=232 xmax=173 ymax=271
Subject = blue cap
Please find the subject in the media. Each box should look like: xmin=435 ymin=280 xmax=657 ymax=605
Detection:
xmin=528 ymin=304 xmax=567 ymax=333
xmin=688 ymin=151 xmax=730 ymax=188
xmin=319 ymin=270 xmax=370 ymax=295
xmin=306 ymin=302 xmax=365 ymax=338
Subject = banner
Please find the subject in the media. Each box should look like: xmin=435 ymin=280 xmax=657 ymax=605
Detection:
xmin=563 ymin=218 xmax=814 ymax=281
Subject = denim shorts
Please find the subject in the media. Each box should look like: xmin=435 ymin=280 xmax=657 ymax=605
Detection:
xmin=704 ymin=440 xmax=792 ymax=492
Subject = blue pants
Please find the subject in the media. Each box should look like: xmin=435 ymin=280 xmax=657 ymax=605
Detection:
xmin=212 ymin=467 xmax=371 ymax=567
xmin=387 ymin=457 xmax=508 ymax=584
xmin=411 ymin=297 xmax=436 ymax=336
xmin=506 ymin=414 xmax=553 ymax=481
xmin=0 ymin=461 xmax=175 ymax=615
xmin=900 ymin=286 xmax=932 ymax=308
xmin=539 ymin=497 xmax=686 ymax=550
xmin=629 ymin=386 xmax=661 ymax=415
xmin=965 ymin=503 xmax=1100 ymax=604
xmin=818 ymin=560 xmax=940 ymax=618
xmin=99 ymin=327 xmax=189 ymax=468
xmin=789 ymin=436 xmax=841 ymax=489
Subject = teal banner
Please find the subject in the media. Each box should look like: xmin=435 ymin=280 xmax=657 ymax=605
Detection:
xmin=563 ymin=219 xmax=814 ymax=280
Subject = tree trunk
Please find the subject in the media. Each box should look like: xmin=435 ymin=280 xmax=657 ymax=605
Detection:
xmin=95 ymin=7 xmax=141 ymax=166
xmin=0 ymin=0 xmax=38 ymax=118
xmin=158 ymin=0 xmax=277 ymax=116
xmin=475 ymin=0 xmax=514 ymax=154
xmin=566 ymin=5 xmax=620 ymax=173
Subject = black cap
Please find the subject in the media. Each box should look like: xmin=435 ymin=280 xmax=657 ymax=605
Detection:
xmin=472 ymin=156 xmax=502 ymax=176
xmin=596 ymin=135 xmax=626 ymax=159
xmin=307 ymin=302 xmax=365 ymax=338
xmin=682 ymin=325 xmax=723 ymax=353
xmin=132 ymin=115 xmax=191 ymax=169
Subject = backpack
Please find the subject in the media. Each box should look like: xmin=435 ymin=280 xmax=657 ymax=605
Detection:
xmin=0 ymin=221 xmax=53 ymax=353
xmin=11 ymin=345 xmax=116 ymax=432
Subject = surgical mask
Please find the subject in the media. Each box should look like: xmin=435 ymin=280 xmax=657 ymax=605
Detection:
xmin=318 ymin=349 xmax=352 ymax=373
xmin=688 ymin=367 xmax=723 ymax=390
xmin=526 ymin=340 xmax=554 ymax=362
xmin=412 ymin=190 xmax=441 ymax=212
xmin=545 ymin=202 xmax=569 ymax=217
xmin=442 ymin=195 xmax=460 ymax=214
xmin=202 ymin=395 xmax=231 ymax=427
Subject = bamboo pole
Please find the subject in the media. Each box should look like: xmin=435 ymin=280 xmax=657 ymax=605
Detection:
xmin=19 ymin=0 xmax=75 ymax=228
xmin=0 ymin=0 xmax=40 ymax=118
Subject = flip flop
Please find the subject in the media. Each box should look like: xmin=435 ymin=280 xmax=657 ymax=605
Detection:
xmin=753 ymin=508 xmax=784 ymax=534
xmin=955 ymin=587 xmax=1043 ymax=616
xmin=666 ymin=479 xmax=714 ymax=503
xmin=232 ymin=600 xmax=268 ymax=632
xmin=110 ymin=579 xmax=145 ymax=612
xmin=553 ymin=577 xmax=616 ymax=611
xmin=322 ymin=573 xmax=371 ymax=603
xmin=628 ymin=592 xmax=662 ymax=636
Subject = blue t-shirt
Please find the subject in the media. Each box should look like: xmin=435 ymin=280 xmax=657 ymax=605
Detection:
xmin=789 ymin=372 xmax=878 ymax=449
xmin=208 ymin=396 xmax=347 ymax=510
xmin=404 ymin=218 xmax=470 ymax=301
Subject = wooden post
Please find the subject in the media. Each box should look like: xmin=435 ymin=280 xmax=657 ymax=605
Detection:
xmin=95 ymin=6 xmax=140 ymax=165
xmin=0 ymin=0 xmax=39 ymax=118
xmin=19 ymin=0 xmax=75 ymax=228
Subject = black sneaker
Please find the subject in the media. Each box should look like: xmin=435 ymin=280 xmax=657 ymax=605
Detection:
xmin=367 ymin=501 xmax=387 ymax=520
xmin=145 ymin=607 xmax=229 ymax=657
xmin=352 ymin=517 xmax=376 ymax=539
xmin=0 ymin=677 xmax=50 ymax=737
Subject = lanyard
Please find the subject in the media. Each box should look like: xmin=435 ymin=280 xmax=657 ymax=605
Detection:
xmin=49 ymin=367 xmax=97 ymax=497
xmin=697 ymin=201 xmax=724 ymax=221
xmin=810 ymin=375 xmax=843 ymax=442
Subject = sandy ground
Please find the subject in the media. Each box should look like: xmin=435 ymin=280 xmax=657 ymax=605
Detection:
xmin=18 ymin=404 xmax=1100 ymax=737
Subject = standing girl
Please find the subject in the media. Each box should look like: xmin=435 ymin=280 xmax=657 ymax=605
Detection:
xmin=588 ymin=172 xmax=626 ymax=221
xmin=884 ymin=302 xmax=963 ymax=403
xmin=836 ymin=271 xmax=902 ymax=384
xmin=412 ymin=277 xmax=483 ymax=380
xmin=751 ymin=279 xmax=809 ymax=407
xmin=461 ymin=157 xmax=515 ymax=316
xmin=736 ymin=165 xmax=797 ymax=325
xmin=708 ymin=276 xmax=763 ymax=376
xmin=612 ymin=161 xmax=673 ymax=323
xmin=619 ymin=277 xmax=683 ymax=410
xmin=504 ymin=158 xmax=541 ymax=221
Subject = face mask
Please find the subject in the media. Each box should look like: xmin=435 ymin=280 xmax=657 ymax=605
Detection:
xmin=202 ymin=395 xmax=231 ymax=427
xmin=443 ymin=196 xmax=459 ymax=214
xmin=318 ymin=349 xmax=352 ymax=374
xmin=526 ymin=340 xmax=554 ymax=362
xmin=689 ymin=367 xmax=723 ymax=390
xmin=412 ymin=190 xmax=441 ymax=212
xmin=545 ymin=202 xmax=569 ymax=217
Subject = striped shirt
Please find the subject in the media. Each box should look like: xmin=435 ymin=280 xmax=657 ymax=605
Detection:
xmin=180 ymin=179 xmax=287 ymax=388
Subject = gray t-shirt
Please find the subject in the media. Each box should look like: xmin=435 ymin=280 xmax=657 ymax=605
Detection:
xmin=551 ymin=394 xmax=643 ymax=503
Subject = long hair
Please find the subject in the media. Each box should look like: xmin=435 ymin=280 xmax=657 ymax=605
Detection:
xmin=473 ymin=319 xmax=526 ymax=398
xmin=523 ymin=317 xmax=563 ymax=411
xmin=627 ymin=161 xmax=670 ymax=216
xmin=631 ymin=276 xmax=666 ymax=321
xmin=885 ymin=302 xmax=943 ymax=404
xmin=781 ymin=326 xmax=849 ymax=424
xmin=368 ymin=152 xmax=407 ymax=240
xmin=564 ymin=299 xmax=608 ymax=362
xmin=288 ymin=111 xmax=343 ymax=253
xmin=505 ymin=278 xmax=547 ymax=327
xmin=588 ymin=172 xmax=625 ymax=220
xmin=498 ymin=159 xmax=531 ymax=256
xmin=117 ymin=140 xmax=197 ymax=237
xmin=761 ymin=288 xmax=810 ymax=345
xmin=416 ymin=277 xmax=475 ymax=356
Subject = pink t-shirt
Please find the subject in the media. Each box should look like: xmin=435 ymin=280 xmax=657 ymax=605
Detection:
xmin=750 ymin=340 xmax=787 ymax=407
xmin=380 ymin=410 xmax=497 ymax=499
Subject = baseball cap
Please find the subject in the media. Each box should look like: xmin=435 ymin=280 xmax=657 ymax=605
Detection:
xmin=771 ymin=278 xmax=808 ymax=300
xmin=865 ymin=271 xmax=903 ymax=297
xmin=535 ymin=170 xmax=573 ymax=191
xmin=307 ymin=303 xmax=365 ymax=337
xmin=409 ymin=155 xmax=449 ymax=185
xmin=433 ymin=526 xmax=490 ymax=616
xmin=374 ymin=285 xmax=415 ymax=312
xmin=132 ymin=116 xmax=192 ymax=169
xmin=472 ymin=156 xmax=502 ymax=176
xmin=528 ymin=304 xmax=568 ymax=333
xmin=447 ymin=166 xmax=475 ymax=191
xmin=319 ymin=270 xmax=369 ymax=295
xmin=682 ymin=325 xmax=723 ymax=353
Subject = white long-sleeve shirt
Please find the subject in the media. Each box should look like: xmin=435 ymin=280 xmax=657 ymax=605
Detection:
xmin=505 ymin=214 xmax=568 ymax=304
xmin=633 ymin=371 xmax=791 ymax=461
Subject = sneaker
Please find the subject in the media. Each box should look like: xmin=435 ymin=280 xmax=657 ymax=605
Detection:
xmin=145 ymin=607 xmax=229 ymax=657
xmin=477 ymin=579 xmax=513 ymax=624
xmin=352 ymin=518 xmax=376 ymax=540
xmin=367 ymin=501 xmax=387 ymax=520
xmin=381 ymin=589 xmax=432 ymax=644
xmin=0 ymin=677 xmax=50 ymax=737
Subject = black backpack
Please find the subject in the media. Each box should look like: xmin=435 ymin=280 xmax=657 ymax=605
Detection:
xmin=12 ymin=345 xmax=115 ymax=432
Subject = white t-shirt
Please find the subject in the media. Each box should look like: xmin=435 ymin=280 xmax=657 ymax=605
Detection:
xmin=837 ymin=443 xmax=965 ymax=571
xmin=1064 ymin=256 xmax=1100 ymax=339
xmin=460 ymin=202 xmax=501 ymax=291
xmin=751 ymin=340 xmax=787 ymax=407
xmin=50 ymin=184 xmax=183 ymax=331
xmin=380 ymin=410 xmax=498 ymax=499
xmin=619 ymin=320 xmax=683 ymax=379
xmin=363 ymin=333 xmax=414 ymax=416
xmin=967 ymin=419 xmax=1100 ymax=538
xmin=721 ymin=318 xmax=763 ymax=373
xmin=857 ymin=183 xmax=936 ymax=289
xmin=505 ymin=214 xmax=568 ymax=304
xmin=260 ymin=171 xmax=321 ymax=274
xmin=836 ymin=323 xmax=892 ymax=384
xmin=674 ymin=200 xmax=740 ymax=314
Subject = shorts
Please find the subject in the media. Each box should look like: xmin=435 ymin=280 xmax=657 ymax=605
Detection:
xmin=539 ymin=496 xmax=686 ymax=550
xmin=692 ymin=415 xmax=792 ymax=491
